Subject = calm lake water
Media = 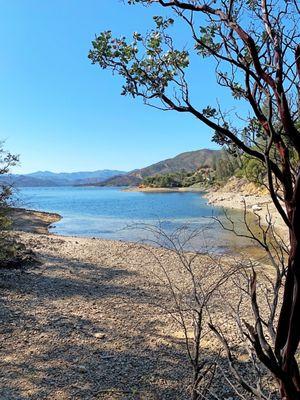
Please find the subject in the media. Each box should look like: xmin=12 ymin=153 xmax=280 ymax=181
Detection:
xmin=16 ymin=186 xmax=250 ymax=253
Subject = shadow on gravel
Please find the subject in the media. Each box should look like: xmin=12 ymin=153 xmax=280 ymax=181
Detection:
xmin=0 ymin=254 xmax=267 ymax=400
xmin=0 ymin=256 xmax=191 ymax=400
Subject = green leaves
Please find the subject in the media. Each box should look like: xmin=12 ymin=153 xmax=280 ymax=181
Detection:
xmin=195 ymin=25 xmax=221 ymax=57
xmin=89 ymin=18 xmax=189 ymax=99
xmin=202 ymin=106 xmax=218 ymax=118
xmin=153 ymin=16 xmax=174 ymax=29
xmin=89 ymin=31 xmax=138 ymax=68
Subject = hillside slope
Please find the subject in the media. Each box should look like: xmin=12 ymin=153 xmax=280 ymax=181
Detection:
xmin=98 ymin=149 xmax=221 ymax=187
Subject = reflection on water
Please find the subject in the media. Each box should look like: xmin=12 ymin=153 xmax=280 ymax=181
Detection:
xmin=17 ymin=186 xmax=260 ymax=253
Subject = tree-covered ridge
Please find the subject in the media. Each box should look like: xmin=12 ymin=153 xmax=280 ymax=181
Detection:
xmin=99 ymin=148 xmax=222 ymax=187
xmin=140 ymin=149 xmax=269 ymax=189
xmin=141 ymin=167 xmax=215 ymax=188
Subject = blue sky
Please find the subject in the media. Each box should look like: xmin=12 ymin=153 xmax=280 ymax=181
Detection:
xmin=0 ymin=1 xmax=240 ymax=174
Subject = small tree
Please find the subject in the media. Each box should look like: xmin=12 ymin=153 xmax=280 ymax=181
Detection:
xmin=89 ymin=1 xmax=300 ymax=398
xmin=240 ymin=156 xmax=266 ymax=184
xmin=0 ymin=143 xmax=19 ymax=263
xmin=127 ymin=222 xmax=284 ymax=399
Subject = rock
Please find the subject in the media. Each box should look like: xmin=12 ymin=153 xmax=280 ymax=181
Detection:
xmin=0 ymin=249 xmax=38 ymax=269
xmin=94 ymin=332 xmax=105 ymax=339
xmin=78 ymin=365 xmax=87 ymax=373
xmin=252 ymin=204 xmax=262 ymax=211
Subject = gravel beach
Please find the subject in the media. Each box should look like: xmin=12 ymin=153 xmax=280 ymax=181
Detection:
xmin=203 ymin=179 xmax=288 ymax=239
xmin=0 ymin=209 xmax=278 ymax=399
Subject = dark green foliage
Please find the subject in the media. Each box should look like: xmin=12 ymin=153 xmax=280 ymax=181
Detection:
xmin=215 ymin=149 xmax=266 ymax=185
xmin=89 ymin=22 xmax=189 ymax=98
xmin=236 ymin=157 xmax=266 ymax=184
xmin=142 ymin=173 xmax=182 ymax=188
xmin=215 ymin=150 xmax=241 ymax=182
xmin=141 ymin=168 xmax=215 ymax=188
xmin=0 ymin=144 xmax=19 ymax=265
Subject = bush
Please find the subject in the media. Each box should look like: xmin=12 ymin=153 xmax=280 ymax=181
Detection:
xmin=238 ymin=156 xmax=266 ymax=184
xmin=0 ymin=144 xmax=20 ymax=265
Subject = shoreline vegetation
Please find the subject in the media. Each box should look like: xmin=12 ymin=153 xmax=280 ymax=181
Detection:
xmin=123 ymin=186 xmax=205 ymax=193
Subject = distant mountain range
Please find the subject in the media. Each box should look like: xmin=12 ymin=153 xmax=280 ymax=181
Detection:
xmin=1 ymin=149 xmax=222 ymax=188
xmin=0 ymin=170 xmax=127 ymax=187
xmin=95 ymin=149 xmax=222 ymax=187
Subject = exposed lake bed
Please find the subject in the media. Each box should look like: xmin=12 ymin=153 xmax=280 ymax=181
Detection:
xmin=3 ymin=187 xmax=281 ymax=399
xmin=3 ymin=201 xmax=277 ymax=399
xmin=0 ymin=230 xmax=243 ymax=399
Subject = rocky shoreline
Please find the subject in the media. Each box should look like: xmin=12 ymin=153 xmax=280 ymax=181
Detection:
xmin=126 ymin=177 xmax=288 ymax=238
xmin=1 ymin=230 xmax=275 ymax=399
xmin=0 ymin=199 xmax=281 ymax=398
xmin=203 ymin=179 xmax=288 ymax=238
xmin=9 ymin=207 xmax=61 ymax=235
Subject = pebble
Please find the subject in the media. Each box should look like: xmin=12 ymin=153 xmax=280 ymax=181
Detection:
xmin=94 ymin=332 xmax=106 ymax=339
xmin=78 ymin=365 xmax=87 ymax=373
xmin=252 ymin=204 xmax=262 ymax=211
xmin=3 ymin=228 xmax=280 ymax=399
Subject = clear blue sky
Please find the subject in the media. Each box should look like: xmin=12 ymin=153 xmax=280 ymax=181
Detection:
xmin=0 ymin=0 xmax=241 ymax=174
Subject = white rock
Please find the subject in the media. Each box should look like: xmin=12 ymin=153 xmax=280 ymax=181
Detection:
xmin=252 ymin=204 xmax=262 ymax=211
xmin=94 ymin=332 xmax=105 ymax=339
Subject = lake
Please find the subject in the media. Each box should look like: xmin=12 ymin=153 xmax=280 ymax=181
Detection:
xmin=16 ymin=186 xmax=250 ymax=253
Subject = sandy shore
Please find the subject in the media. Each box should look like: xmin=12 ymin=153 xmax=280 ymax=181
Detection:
xmin=1 ymin=232 xmax=190 ymax=399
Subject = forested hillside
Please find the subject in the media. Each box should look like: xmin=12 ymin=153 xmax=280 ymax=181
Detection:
xmin=140 ymin=149 xmax=269 ymax=189
xmin=98 ymin=149 xmax=222 ymax=186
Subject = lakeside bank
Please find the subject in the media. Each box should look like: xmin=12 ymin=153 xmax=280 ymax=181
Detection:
xmin=2 ymin=206 xmax=279 ymax=399
xmin=203 ymin=178 xmax=288 ymax=238
xmin=126 ymin=178 xmax=288 ymax=239
xmin=1 ymin=177 xmax=287 ymax=398
xmin=123 ymin=186 xmax=205 ymax=193
xmin=9 ymin=207 xmax=61 ymax=235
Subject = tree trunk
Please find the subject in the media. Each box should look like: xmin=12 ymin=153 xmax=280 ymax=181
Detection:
xmin=275 ymin=195 xmax=300 ymax=399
